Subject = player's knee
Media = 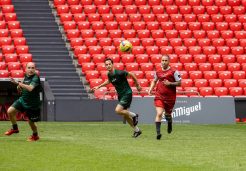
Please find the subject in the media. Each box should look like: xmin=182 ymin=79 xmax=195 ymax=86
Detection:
xmin=7 ymin=107 xmax=16 ymax=116
xmin=115 ymin=108 xmax=122 ymax=115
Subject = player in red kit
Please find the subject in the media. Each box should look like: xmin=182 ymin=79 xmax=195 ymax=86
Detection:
xmin=148 ymin=55 xmax=181 ymax=140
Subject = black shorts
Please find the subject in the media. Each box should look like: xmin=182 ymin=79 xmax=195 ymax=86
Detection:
xmin=118 ymin=93 xmax=132 ymax=109
xmin=12 ymin=99 xmax=41 ymax=122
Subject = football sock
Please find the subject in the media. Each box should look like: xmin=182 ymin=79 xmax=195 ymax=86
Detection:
xmin=134 ymin=126 xmax=140 ymax=132
xmin=165 ymin=115 xmax=172 ymax=123
xmin=129 ymin=111 xmax=137 ymax=117
xmin=33 ymin=132 xmax=38 ymax=136
xmin=12 ymin=124 xmax=18 ymax=130
xmin=155 ymin=122 xmax=161 ymax=135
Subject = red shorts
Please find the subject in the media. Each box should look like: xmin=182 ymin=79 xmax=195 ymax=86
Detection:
xmin=154 ymin=99 xmax=175 ymax=114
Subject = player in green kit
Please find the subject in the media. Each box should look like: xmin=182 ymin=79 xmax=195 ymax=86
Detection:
xmin=92 ymin=58 xmax=142 ymax=138
xmin=4 ymin=62 xmax=42 ymax=141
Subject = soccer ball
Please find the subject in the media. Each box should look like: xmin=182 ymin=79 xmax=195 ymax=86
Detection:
xmin=119 ymin=40 xmax=132 ymax=52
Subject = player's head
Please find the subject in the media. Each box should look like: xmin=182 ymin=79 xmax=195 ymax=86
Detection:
xmin=161 ymin=55 xmax=170 ymax=69
xmin=25 ymin=62 xmax=36 ymax=76
xmin=104 ymin=58 xmax=114 ymax=71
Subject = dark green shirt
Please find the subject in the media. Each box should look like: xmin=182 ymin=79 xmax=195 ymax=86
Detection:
xmin=19 ymin=74 xmax=41 ymax=109
xmin=107 ymin=69 xmax=132 ymax=97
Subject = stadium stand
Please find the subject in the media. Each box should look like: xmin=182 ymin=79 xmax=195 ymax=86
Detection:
xmin=54 ymin=0 xmax=246 ymax=99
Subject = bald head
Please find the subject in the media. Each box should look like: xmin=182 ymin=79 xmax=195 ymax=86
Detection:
xmin=25 ymin=62 xmax=36 ymax=76
xmin=161 ymin=55 xmax=170 ymax=70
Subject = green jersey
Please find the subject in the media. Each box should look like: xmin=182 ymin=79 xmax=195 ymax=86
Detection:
xmin=107 ymin=69 xmax=132 ymax=97
xmin=19 ymin=74 xmax=41 ymax=109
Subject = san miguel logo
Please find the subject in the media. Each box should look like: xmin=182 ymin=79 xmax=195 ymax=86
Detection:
xmin=172 ymin=102 xmax=202 ymax=118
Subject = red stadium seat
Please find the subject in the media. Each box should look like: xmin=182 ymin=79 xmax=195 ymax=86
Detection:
xmin=208 ymin=55 xmax=221 ymax=63
xmin=103 ymin=46 xmax=116 ymax=55
xmin=141 ymin=38 xmax=154 ymax=47
xmin=240 ymin=39 xmax=246 ymax=48
xmin=5 ymin=53 xmax=17 ymax=63
xmin=214 ymin=87 xmax=228 ymax=96
xmin=84 ymin=38 xmax=97 ymax=46
xmin=229 ymin=87 xmax=243 ymax=96
xmin=83 ymin=5 xmax=96 ymax=14
xmin=128 ymin=14 xmax=142 ymax=22
xmin=139 ymin=63 xmax=154 ymax=71
xmin=194 ymin=55 xmax=207 ymax=63
xmin=99 ymin=38 xmax=112 ymax=46
xmin=89 ymin=79 xmax=104 ymax=88
xmin=160 ymin=46 xmax=173 ymax=54
xmin=92 ymin=54 xmax=106 ymax=63
xmin=194 ymin=79 xmax=208 ymax=87
xmin=235 ymin=31 xmax=246 ymax=39
xmin=212 ymin=38 xmax=225 ymax=47
xmin=121 ymin=0 xmax=134 ymax=5
xmin=91 ymin=21 xmax=104 ymax=30
xmin=179 ymin=6 xmax=192 ymax=14
xmin=128 ymin=38 xmax=140 ymax=46
xmin=135 ymin=0 xmax=147 ymax=5
xmin=4 ymin=13 xmax=17 ymax=22
xmin=121 ymin=54 xmax=135 ymax=63
xmin=169 ymin=54 xmax=178 ymax=63
xmin=130 ymin=71 xmax=144 ymax=79
xmin=202 ymin=0 xmax=214 ymax=6
xmin=87 ymin=14 xmax=100 ymax=22
xmin=66 ymin=29 xmax=80 ymax=39
xmin=233 ymin=6 xmax=245 ymax=15
xmin=193 ymin=6 xmax=206 ymax=15
xmin=70 ymin=5 xmax=83 ymax=14
xmin=107 ymin=55 xmax=120 ymax=63
xmin=74 ymin=46 xmax=87 ymax=57
xmin=108 ymin=0 xmax=120 ymax=5
xmin=10 ymin=29 xmax=23 ymax=38
xmin=238 ymin=79 xmax=246 ymax=88
xmin=213 ymin=63 xmax=226 ymax=71
xmin=114 ymin=63 xmax=124 ymax=70
xmin=238 ymin=15 xmax=246 ymax=23
xmin=199 ymin=87 xmax=213 ymax=96
xmin=2 ymin=45 xmax=15 ymax=54
xmin=184 ymin=14 xmax=196 ymax=22
xmin=7 ymin=62 xmax=21 ymax=71
xmin=178 ymin=71 xmax=188 ymax=79
xmin=95 ymin=30 xmax=108 ymax=38
xmin=184 ymin=63 xmax=197 ymax=71
xmin=174 ymin=46 xmax=187 ymax=55
xmin=101 ymin=14 xmax=114 ymax=22
xmin=218 ymin=71 xmax=232 ymax=79
xmin=8 ymin=21 xmax=20 ymax=30
xmin=145 ymin=71 xmax=155 ymax=80
xmin=155 ymin=38 xmax=168 ymax=47
xmin=211 ymin=14 xmax=224 ymax=22
xmin=193 ymin=30 xmax=206 ymax=39
xmin=179 ymin=54 xmax=193 ymax=64
xmin=105 ymin=22 xmax=118 ymax=30
xmin=199 ymin=63 xmax=212 ymax=71
xmin=224 ymin=79 xmax=238 ymax=88
xmin=0 ymin=70 xmax=9 ymax=77
xmin=111 ymin=5 xmax=124 ymax=14
xmin=198 ymin=14 xmax=210 ymax=22
xmin=150 ymin=54 xmax=162 ymax=63
xmin=146 ymin=22 xmax=159 ymax=31
xmin=119 ymin=22 xmax=132 ymax=30
xmin=203 ymin=46 xmax=216 ymax=55
xmin=0 ymin=62 xmax=7 ymax=70
xmin=131 ymin=46 xmax=145 ymax=55
xmin=222 ymin=55 xmax=236 ymax=64
xmin=10 ymin=70 xmax=24 ymax=78
xmin=231 ymin=47 xmax=244 ymax=56
xmin=198 ymin=39 xmax=211 ymax=47
xmin=0 ymin=37 xmax=12 ymax=46
xmin=165 ymin=5 xmax=178 ymax=14
xmin=233 ymin=71 xmax=245 ymax=80
xmin=133 ymin=22 xmax=146 ymax=30
xmin=70 ymin=38 xmax=83 ymax=48
xmin=152 ymin=5 xmax=164 ymax=14
xmin=181 ymin=79 xmax=193 ymax=88
xmin=207 ymin=30 xmax=220 ymax=39
xmin=138 ymin=5 xmax=152 ymax=14
xmin=203 ymin=71 xmax=217 ymax=79
xmin=224 ymin=14 xmax=237 ymax=23
xmin=221 ymin=31 xmax=234 ymax=39
xmin=227 ymin=63 xmax=240 ymax=71
xmin=206 ymin=6 xmax=219 ymax=15
xmin=125 ymin=63 xmax=139 ymax=71
xmin=215 ymin=0 xmax=227 ymax=6
xmin=183 ymin=38 xmax=196 ymax=47
xmin=189 ymin=71 xmax=203 ymax=79
xmin=209 ymin=79 xmax=223 ymax=88
xmin=67 ymin=0 xmax=79 ymax=5
xmin=146 ymin=46 xmax=159 ymax=55
xmin=125 ymin=5 xmax=138 ymax=14
xmin=179 ymin=30 xmax=192 ymax=39
xmin=151 ymin=30 xmax=164 ymax=39
xmin=96 ymin=63 xmax=107 ymax=71
xmin=81 ymin=63 xmax=95 ymax=72
xmin=123 ymin=30 xmax=136 ymax=38
xmin=16 ymin=45 xmax=29 ymax=54
xmin=60 ymin=13 xmax=73 ymax=23
xmin=97 ymin=5 xmax=110 ymax=14
xmin=170 ymin=63 xmax=183 ymax=70
xmin=78 ymin=54 xmax=91 ymax=65
xmin=138 ymin=79 xmax=149 ymax=87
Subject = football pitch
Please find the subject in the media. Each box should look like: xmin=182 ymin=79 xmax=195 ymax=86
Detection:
xmin=0 ymin=122 xmax=246 ymax=171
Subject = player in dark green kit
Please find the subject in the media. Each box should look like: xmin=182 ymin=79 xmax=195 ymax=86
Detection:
xmin=92 ymin=58 xmax=142 ymax=137
xmin=4 ymin=62 xmax=42 ymax=141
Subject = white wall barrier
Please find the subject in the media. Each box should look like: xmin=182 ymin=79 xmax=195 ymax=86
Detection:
xmin=130 ymin=97 xmax=236 ymax=124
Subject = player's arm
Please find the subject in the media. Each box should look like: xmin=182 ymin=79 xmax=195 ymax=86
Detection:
xmin=91 ymin=79 xmax=110 ymax=92
xmin=10 ymin=78 xmax=35 ymax=92
xmin=148 ymin=72 xmax=158 ymax=95
xmin=128 ymin=72 xmax=142 ymax=91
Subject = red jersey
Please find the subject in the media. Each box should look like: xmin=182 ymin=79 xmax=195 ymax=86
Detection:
xmin=154 ymin=67 xmax=181 ymax=101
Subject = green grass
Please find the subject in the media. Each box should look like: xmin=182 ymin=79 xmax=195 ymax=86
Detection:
xmin=0 ymin=122 xmax=246 ymax=171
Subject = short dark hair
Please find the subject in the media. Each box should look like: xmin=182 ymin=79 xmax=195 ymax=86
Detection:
xmin=104 ymin=57 xmax=114 ymax=64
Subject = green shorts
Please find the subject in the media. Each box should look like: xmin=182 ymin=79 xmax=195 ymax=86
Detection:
xmin=12 ymin=99 xmax=41 ymax=122
xmin=118 ymin=93 xmax=132 ymax=109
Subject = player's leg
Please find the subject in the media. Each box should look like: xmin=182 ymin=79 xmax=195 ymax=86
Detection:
xmin=27 ymin=120 xmax=39 ymax=141
xmin=155 ymin=106 xmax=165 ymax=140
xmin=115 ymin=105 xmax=142 ymax=137
xmin=165 ymin=102 xmax=175 ymax=134
xmin=26 ymin=109 xmax=40 ymax=141
xmin=4 ymin=100 xmax=22 ymax=135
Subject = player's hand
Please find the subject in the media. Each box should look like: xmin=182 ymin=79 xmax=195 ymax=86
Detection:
xmin=10 ymin=78 xmax=19 ymax=85
xmin=163 ymin=80 xmax=172 ymax=86
xmin=148 ymin=89 xmax=153 ymax=96
xmin=90 ymin=86 xmax=99 ymax=92
xmin=17 ymin=85 xmax=22 ymax=94
xmin=136 ymin=84 xmax=142 ymax=92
